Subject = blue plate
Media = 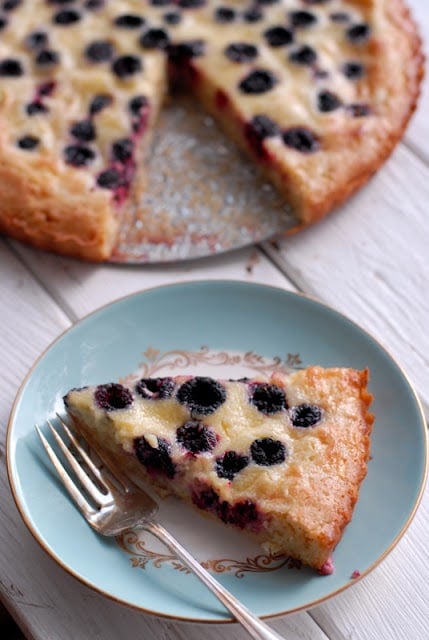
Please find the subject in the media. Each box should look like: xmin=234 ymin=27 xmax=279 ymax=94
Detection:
xmin=7 ymin=281 xmax=428 ymax=621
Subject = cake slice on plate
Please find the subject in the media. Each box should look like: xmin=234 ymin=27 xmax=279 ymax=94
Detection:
xmin=63 ymin=366 xmax=373 ymax=573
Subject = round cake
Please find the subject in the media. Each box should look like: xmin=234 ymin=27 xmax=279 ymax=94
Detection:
xmin=0 ymin=0 xmax=423 ymax=260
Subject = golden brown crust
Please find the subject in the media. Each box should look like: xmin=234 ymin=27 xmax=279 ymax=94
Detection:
xmin=0 ymin=149 xmax=118 ymax=261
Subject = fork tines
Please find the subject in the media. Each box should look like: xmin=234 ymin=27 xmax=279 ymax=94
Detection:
xmin=35 ymin=416 xmax=113 ymax=518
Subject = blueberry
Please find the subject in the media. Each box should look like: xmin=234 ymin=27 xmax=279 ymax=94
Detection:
xmin=249 ymin=382 xmax=287 ymax=414
xmin=89 ymin=94 xmax=112 ymax=115
xmin=250 ymin=438 xmax=286 ymax=466
xmin=177 ymin=0 xmax=205 ymax=7
xmin=114 ymin=14 xmax=145 ymax=28
xmin=135 ymin=377 xmax=175 ymax=400
xmin=97 ymin=168 xmax=122 ymax=189
xmin=347 ymin=103 xmax=371 ymax=117
xmin=38 ymin=81 xmax=55 ymax=96
xmin=0 ymin=17 xmax=7 ymax=30
xmin=163 ymin=11 xmax=181 ymax=25
xmin=84 ymin=0 xmax=104 ymax=9
xmin=112 ymin=55 xmax=142 ymax=77
xmin=134 ymin=436 xmax=175 ymax=478
xmin=289 ymin=10 xmax=317 ymax=28
xmin=283 ymin=127 xmax=320 ymax=152
xmin=330 ymin=11 xmax=350 ymax=22
xmin=289 ymin=44 xmax=317 ymax=66
xmin=25 ymin=31 xmax=48 ymax=49
xmin=290 ymin=403 xmax=322 ymax=428
xmin=94 ymin=383 xmax=133 ymax=411
xmin=150 ymin=0 xmax=171 ymax=5
xmin=26 ymin=102 xmax=49 ymax=115
xmin=176 ymin=421 xmax=217 ymax=454
xmin=342 ymin=61 xmax=364 ymax=79
xmin=53 ymin=9 xmax=81 ymax=25
xmin=192 ymin=484 xmax=259 ymax=528
xmin=70 ymin=120 xmax=95 ymax=142
xmin=139 ymin=28 xmax=170 ymax=50
xmin=0 ymin=58 xmax=23 ymax=76
xmin=85 ymin=40 xmax=114 ymax=63
xmin=35 ymin=49 xmax=60 ymax=66
xmin=192 ymin=485 xmax=220 ymax=512
xmin=239 ymin=69 xmax=278 ymax=94
xmin=177 ymin=377 xmax=226 ymax=415
xmin=244 ymin=115 xmax=280 ymax=156
xmin=168 ymin=40 xmax=205 ymax=62
xmin=242 ymin=7 xmax=263 ymax=22
xmin=2 ymin=0 xmax=21 ymax=10
xmin=224 ymin=42 xmax=258 ymax=63
xmin=215 ymin=7 xmax=236 ymax=23
xmin=109 ymin=138 xmax=132 ymax=163
xmin=248 ymin=114 xmax=281 ymax=139
xmin=264 ymin=26 xmax=294 ymax=47
xmin=215 ymin=451 xmax=249 ymax=480
xmin=128 ymin=94 xmax=148 ymax=115
xmin=317 ymin=90 xmax=341 ymax=112
xmin=226 ymin=500 xmax=259 ymax=528
xmin=17 ymin=135 xmax=40 ymax=150
xmin=64 ymin=144 xmax=95 ymax=167
xmin=347 ymin=23 xmax=371 ymax=43
xmin=256 ymin=0 xmax=279 ymax=5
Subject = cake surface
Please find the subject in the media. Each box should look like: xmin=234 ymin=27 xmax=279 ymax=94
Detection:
xmin=64 ymin=367 xmax=374 ymax=571
xmin=0 ymin=0 xmax=422 ymax=261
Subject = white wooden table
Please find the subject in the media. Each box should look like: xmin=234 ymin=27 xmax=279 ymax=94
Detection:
xmin=1 ymin=2 xmax=428 ymax=638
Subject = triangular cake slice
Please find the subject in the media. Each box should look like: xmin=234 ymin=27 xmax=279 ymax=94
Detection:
xmin=64 ymin=366 xmax=373 ymax=572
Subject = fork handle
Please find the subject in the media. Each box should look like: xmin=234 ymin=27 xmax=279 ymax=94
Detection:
xmin=143 ymin=521 xmax=286 ymax=640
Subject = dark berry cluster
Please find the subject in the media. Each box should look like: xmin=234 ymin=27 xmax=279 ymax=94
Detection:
xmin=176 ymin=421 xmax=217 ymax=454
xmin=134 ymin=435 xmax=176 ymax=478
xmin=244 ymin=115 xmax=281 ymax=158
xmin=215 ymin=450 xmax=249 ymax=480
xmin=135 ymin=377 xmax=175 ymax=400
xmin=283 ymin=127 xmax=320 ymax=153
xmin=248 ymin=382 xmax=287 ymax=414
xmin=224 ymin=42 xmax=258 ymax=63
xmin=167 ymin=40 xmax=205 ymax=63
xmin=239 ymin=69 xmax=278 ymax=94
xmin=289 ymin=403 xmax=323 ymax=428
xmin=176 ymin=377 xmax=227 ymax=416
xmin=250 ymin=437 xmax=286 ymax=466
xmin=192 ymin=484 xmax=261 ymax=530
xmin=94 ymin=383 xmax=134 ymax=411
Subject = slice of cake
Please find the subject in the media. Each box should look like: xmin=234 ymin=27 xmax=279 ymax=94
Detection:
xmin=63 ymin=366 xmax=374 ymax=572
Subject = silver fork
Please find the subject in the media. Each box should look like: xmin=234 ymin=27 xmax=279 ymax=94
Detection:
xmin=35 ymin=416 xmax=287 ymax=640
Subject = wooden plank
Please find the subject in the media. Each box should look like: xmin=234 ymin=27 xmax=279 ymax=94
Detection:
xmin=404 ymin=0 xmax=429 ymax=163
xmin=9 ymin=243 xmax=297 ymax=320
xmin=263 ymin=143 xmax=429 ymax=415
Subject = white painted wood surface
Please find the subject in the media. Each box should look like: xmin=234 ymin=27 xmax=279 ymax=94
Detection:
xmin=1 ymin=2 xmax=428 ymax=638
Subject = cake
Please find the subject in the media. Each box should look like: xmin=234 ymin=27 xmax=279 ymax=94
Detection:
xmin=0 ymin=1 xmax=423 ymax=261
xmin=63 ymin=366 xmax=374 ymax=571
